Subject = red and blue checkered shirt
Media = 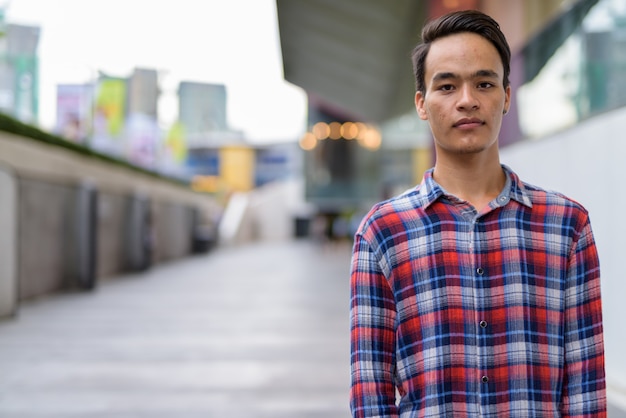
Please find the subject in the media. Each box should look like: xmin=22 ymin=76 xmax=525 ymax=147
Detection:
xmin=350 ymin=166 xmax=605 ymax=417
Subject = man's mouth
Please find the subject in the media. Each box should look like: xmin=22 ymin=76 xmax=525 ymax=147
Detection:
xmin=453 ymin=118 xmax=484 ymax=128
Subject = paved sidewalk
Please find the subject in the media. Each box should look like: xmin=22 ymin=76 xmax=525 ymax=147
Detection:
xmin=1 ymin=239 xmax=625 ymax=417
xmin=0 ymin=240 xmax=352 ymax=418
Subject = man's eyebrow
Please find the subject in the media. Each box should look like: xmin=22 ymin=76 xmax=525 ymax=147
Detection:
xmin=473 ymin=69 xmax=499 ymax=79
xmin=432 ymin=72 xmax=457 ymax=82
xmin=431 ymin=69 xmax=500 ymax=82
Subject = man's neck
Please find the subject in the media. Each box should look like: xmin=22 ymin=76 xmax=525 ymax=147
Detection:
xmin=432 ymin=153 xmax=506 ymax=212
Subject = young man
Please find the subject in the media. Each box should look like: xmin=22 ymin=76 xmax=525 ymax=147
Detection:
xmin=350 ymin=10 xmax=606 ymax=417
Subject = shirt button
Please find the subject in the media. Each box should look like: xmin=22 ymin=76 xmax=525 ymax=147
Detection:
xmin=482 ymin=376 xmax=489 ymax=383
xmin=476 ymin=267 xmax=484 ymax=275
xmin=498 ymin=196 xmax=508 ymax=203
xmin=480 ymin=320 xmax=487 ymax=328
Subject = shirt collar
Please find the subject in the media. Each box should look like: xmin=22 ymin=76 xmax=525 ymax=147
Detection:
xmin=416 ymin=169 xmax=445 ymax=209
xmin=502 ymin=164 xmax=533 ymax=208
xmin=417 ymin=164 xmax=533 ymax=209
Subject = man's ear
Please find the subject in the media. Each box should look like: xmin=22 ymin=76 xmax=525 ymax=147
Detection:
xmin=503 ymin=85 xmax=511 ymax=115
xmin=415 ymin=91 xmax=428 ymax=120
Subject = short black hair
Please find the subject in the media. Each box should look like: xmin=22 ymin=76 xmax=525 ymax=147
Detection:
xmin=411 ymin=10 xmax=511 ymax=94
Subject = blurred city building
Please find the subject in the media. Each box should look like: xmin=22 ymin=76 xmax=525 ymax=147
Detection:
xmin=128 ymin=67 xmax=159 ymax=117
xmin=51 ymin=70 xmax=297 ymax=191
xmin=178 ymin=80 xmax=249 ymax=193
xmin=0 ymin=9 xmax=39 ymax=124
xmin=177 ymin=80 xmax=301 ymax=195
xmin=178 ymin=81 xmax=227 ymax=137
xmin=0 ymin=2 xmax=302 ymax=204
xmin=125 ymin=68 xmax=160 ymax=169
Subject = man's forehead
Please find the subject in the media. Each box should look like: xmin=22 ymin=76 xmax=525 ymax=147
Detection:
xmin=424 ymin=34 xmax=504 ymax=80
xmin=427 ymin=33 xmax=500 ymax=58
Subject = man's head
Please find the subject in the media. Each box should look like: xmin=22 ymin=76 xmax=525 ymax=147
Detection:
xmin=411 ymin=10 xmax=511 ymax=96
xmin=412 ymin=10 xmax=512 ymax=158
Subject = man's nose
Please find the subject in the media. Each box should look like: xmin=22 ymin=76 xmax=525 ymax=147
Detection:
xmin=457 ymin=85 xmax=479 ymax=110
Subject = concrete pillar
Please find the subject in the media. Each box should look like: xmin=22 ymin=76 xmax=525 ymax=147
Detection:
xmin=125 ymin=194 xmax=152 ymax=271
xmin=0 ymin=164 xmax=17 ymax=317
xmin=66 ymin=182 xmax=99 ymax=290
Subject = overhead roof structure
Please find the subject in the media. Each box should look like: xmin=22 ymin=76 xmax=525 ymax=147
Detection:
xmin=276 ymin=0 xmax=599 ymax=133
xmin=276 ymin=0 xmax=428 ymax=124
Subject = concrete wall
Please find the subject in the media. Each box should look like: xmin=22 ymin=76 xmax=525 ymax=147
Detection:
xmin=96 ymin=191 xmax=128 ymax=279
xmin=0 ymin=163 xmax=17 ymax=317
xmin=0 ymin=131 xmax=220 ymax=313
xmin=153 ymin=201 xmax=195 ymax=261
xmin=17 ymin=178 xmax=74 ymax=299
xmin=500 ymin=106 xmax=626 ymax=393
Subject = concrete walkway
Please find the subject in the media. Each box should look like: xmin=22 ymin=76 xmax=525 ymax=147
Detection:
xmin=1 ymin=239 xmax=625 ymax=417
xmin=0 ymin=240 xmax=352 ymax=418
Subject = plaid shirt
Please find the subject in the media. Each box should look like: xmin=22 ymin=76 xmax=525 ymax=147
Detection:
xmin=350 ymin=166 xmax=605 ymax=417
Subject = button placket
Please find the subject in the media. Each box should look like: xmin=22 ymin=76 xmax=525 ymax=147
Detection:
xmin=471 ymin=213 xmax=492 ymax=399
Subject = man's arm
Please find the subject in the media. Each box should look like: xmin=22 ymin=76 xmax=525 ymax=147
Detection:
xmin=350 ymin=233 xmax=398 ymax=418
xmin=561 ymin=216 xmax=606 ymax=417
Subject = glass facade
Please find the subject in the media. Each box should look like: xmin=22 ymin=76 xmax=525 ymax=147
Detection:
xmin=515 ymin=0 xmax=626 ymax=140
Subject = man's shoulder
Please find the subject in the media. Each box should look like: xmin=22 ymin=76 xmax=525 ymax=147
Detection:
xmin=357 ymin=186 xmax=426 ymax=233
xmin=520 ymin=180 xmax=589 ymax=215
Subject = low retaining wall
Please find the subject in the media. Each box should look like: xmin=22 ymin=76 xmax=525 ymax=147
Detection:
xmin=0 ymin=163 xmax=17 ymax=317
xmin=0 ymin=129 xmax=221 ymax=316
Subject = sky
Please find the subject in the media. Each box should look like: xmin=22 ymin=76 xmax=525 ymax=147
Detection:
xmin=4 ymin=0 xmax=308 ymax=143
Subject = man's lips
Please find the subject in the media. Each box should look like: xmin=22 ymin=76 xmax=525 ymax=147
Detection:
xmin=453 ymin=118 xmax=484 ymax=128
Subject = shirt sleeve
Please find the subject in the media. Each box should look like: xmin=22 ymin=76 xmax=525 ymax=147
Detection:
xmin=560 ymin=215 xmax=607 ymax=417
xmin=350 ymin=232 xmax=399 ymax=418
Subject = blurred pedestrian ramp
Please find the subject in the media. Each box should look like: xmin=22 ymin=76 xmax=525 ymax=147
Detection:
xmin=218 ymin=178 xmax=314 ymax=246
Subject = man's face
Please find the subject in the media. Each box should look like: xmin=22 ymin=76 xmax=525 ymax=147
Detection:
xmin=415 ymin=32 xmax=511 ymax=157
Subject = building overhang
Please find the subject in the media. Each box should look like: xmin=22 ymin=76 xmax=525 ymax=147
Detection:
xmin=276 ymin=0 xmax=428 ymax=124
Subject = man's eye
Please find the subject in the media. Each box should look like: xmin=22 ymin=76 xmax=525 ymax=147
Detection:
xmin=439 ymin=84 xmax=454 ymax=91
xmin=478 ymin=82 xmax=494 ymax=89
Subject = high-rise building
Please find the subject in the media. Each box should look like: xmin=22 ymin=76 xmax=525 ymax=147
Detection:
xmin=0 ymin=15 xmax=40 ymax=124
xmin=127 ymin=68 xmax=159 ymax=117
xmin=177 ymin=81 xmax=227 ymax=140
